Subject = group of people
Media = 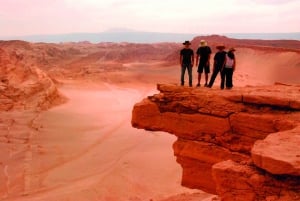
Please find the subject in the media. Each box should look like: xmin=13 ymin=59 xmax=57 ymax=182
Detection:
xmin=179 ymin=40 xmax=236 ymax=89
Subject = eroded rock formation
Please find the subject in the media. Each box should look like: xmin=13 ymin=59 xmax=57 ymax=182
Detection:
xmin=132 ymin=84 xmax=300 ymax=201
xmin=0 ymin=47 xmax=64 ymax=111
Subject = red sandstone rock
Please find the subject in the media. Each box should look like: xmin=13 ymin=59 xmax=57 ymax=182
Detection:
xmin=132 ymin=84 xmax=300 ymax=201
xmin=173 ymin=139 xmax=249 ymax=193
xmin=252 ymin=126 xmax=300 ymax=176
xmin=212 ymin=160 xmax=300 ymax=201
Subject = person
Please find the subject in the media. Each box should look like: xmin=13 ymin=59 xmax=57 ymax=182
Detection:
xmin=221 ymin=48 xmax=236 ymax=89
xmin=180 ymin=40 xmax=194 ymax=87
xmin=207 ymin=45 xmax=227 ymax=88
xmin=195 ymin=40 xmax=212 ymax=87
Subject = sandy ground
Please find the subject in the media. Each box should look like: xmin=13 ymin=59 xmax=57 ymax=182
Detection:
xmin=3 ymin=82 xmax=211 ymax=201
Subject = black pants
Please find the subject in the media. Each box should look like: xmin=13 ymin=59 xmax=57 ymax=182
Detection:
xmin=181 ymin=63 xmax=193 ymax=86
xmin=221 ymin=68 xmax=233 ymax=89
xmin=208 ymin=66 xmax=221 ymax=87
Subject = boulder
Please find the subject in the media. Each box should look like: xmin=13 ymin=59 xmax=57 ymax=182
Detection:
xmin=252 ymin=126 xmax=300 ymax=176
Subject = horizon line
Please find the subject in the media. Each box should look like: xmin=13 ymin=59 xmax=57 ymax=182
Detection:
xmin=1 ymin=31 xmax=300 ymax=39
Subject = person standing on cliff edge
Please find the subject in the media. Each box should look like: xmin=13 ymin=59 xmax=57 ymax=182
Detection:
xmin=195 ymin=40 xmax=212 ymax=87
xmin=180 ymin=40 xmax=194 ymax=87
xmin=221 ymin=47 xmax=236 ymax=89
xmin=207 ymin=44 xmax=226 ymax=89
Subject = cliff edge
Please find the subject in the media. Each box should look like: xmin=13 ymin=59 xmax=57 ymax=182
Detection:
xmin=132 ymin=84 xmax=300 ymax=201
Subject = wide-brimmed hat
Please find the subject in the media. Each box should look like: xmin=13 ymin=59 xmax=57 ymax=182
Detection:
xmin=183 ymin=40 xmax=191 ymax=45
xmin=200 ymin=40 xmax=207 ymax=47
xmin=216 ymin=44 xmax=225 ymax=50
xmin=229 ymin=47 xmax=236 ymax=51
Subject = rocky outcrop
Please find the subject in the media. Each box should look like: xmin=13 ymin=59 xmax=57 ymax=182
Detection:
xmin=132 ymin=84 xmax=300 ymax=201
xmin=0 ymin=48 xmax=65 ymax=111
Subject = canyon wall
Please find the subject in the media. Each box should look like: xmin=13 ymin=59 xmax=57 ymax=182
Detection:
xmin=132 ymin=84 xmax=300 ymax=201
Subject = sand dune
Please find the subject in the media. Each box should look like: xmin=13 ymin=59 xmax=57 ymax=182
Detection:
xmin=234 ymin=48 xmax=300 ymax=85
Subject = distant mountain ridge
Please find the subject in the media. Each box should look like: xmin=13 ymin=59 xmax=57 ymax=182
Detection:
xmin=0 ymin=32 xmax=198 ymax=43
xmin=1 ymin=31 xmax=300 ymax=43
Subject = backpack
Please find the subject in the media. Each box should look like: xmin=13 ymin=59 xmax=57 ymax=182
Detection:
xmin=225 ymin=54 xmax=234 ymax=68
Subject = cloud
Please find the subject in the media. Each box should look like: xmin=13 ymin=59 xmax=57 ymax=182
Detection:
xmin=0 ymin=0 xmax=299 ymax=37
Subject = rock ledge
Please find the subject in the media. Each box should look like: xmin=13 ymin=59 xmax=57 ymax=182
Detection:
xmin=132 ymin=84 xmax=300 ymax=201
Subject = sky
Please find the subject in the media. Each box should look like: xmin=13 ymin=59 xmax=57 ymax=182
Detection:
xmin=0 ymin=0 xmax=299 ymax=37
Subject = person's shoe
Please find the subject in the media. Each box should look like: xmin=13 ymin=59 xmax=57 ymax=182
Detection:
xmin=204 ymin=83 xmax=208 ymax=87
xmin=196 ymin=83 xmax=200 ymax=87
xmin=189 ymin=84 xmax=193 ymax=87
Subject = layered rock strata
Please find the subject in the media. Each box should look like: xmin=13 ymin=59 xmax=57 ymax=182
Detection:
xmin=132 ymin=84 xmax=300 ymax=201
xmin=0 ymin=48 xmax=64 ymax=111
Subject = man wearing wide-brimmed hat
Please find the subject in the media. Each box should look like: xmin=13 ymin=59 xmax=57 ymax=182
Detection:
xmin=207 ymin=44 xmax=227 ymax=88
xmin=195 ymin=40 xmax=212 ymax=87
xmin=180 ymin=40 xmax=194 ymax=87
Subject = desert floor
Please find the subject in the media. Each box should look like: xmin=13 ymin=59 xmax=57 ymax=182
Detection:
xmin=4 ymin=80 xmax=213 ymax=201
